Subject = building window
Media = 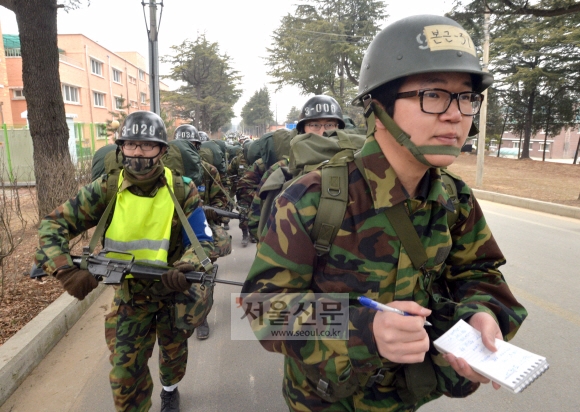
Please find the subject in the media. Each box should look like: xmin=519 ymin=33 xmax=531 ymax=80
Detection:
xmin=112 ymin=68 xmax=122 ymax=83
xmin=539 ymin=142 xmax=551 ymax=152
xmin=140 ymin=92 xmax=147 ymax=104
xmin=12 ymin=89 xmax=25 ymax=99
xmin=93 ymin=91 xmax=105 ymax=107
xmin=128 ymin=75 xmax=136 ymax=84
xmin=115 ymin=97 xmax=125 ymax=110
xmin=62 ymin=85 xmax=80 ymax=103
xmin=139 ymin=70 xmax=145 ymax=81
xmin=91 ymin=58 xmax=103 ymax=76
xmin=130 ymin=100 xmax=138 ymax=108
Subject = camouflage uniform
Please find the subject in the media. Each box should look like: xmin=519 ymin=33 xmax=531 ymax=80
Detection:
xmin=36 ymin=173 xmax=214 ymax=412
xmin=227 ymin=152 xmax=247 ymax=201
xmin=236 ymin=158 xmax=267 ymax=240
xmin=241 ymin=134 xmax=528 ymax=411
xmin=199 ymin=160 xmax=231 ymax=259
xmin=247 ymin=158 xmax=289 ymax=239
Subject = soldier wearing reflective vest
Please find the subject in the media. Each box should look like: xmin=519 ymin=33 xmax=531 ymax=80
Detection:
xmin=35 ymin=111 xmax=214 ymax=412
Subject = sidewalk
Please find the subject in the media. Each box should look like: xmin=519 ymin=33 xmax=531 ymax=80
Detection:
xmin=0 ymin=192 xmax=578 ymax=407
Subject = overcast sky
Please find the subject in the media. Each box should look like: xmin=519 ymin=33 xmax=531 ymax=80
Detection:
xmin=0 ymin=0 xmax=451 ymax=125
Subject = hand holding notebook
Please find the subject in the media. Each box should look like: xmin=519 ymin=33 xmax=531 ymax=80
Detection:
xmin=434 ymin=320 xmax=548 ymax=393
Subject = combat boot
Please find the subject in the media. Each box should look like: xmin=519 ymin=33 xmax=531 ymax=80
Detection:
xmin=241 ymin=229 xmax=249 ymax=247
xmin=160 ymin=388 xmax=180 ymax=412
xmin=196 ymin=318 xmax=210 ymax=340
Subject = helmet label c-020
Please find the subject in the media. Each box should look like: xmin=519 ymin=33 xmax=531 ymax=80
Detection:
xmin=122 ymin=123 xmax=157 ymax=137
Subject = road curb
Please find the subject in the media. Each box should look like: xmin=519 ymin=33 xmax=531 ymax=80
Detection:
xmin=472 ymin=189 xmax=580 ymax=220
xmin=0 ymin=283 xmax=106 ymax=407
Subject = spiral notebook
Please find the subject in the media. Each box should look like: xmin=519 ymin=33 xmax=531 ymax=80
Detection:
xmin=433 ymin=320 xmax=548 ymax=393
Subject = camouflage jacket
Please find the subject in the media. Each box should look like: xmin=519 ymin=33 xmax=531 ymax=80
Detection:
xmin=36 ymin=172 xmax=214 ymax=276
xmin=247 ymin=158 xmax=289 ymax=239
xmin=235 ymin=158 xmax=267 ymax=208
xmin=200 ymin=160 xmax=228 ymax=212
xmin=241 ymin=135 xmax=527 ymax=410
xmin=227 ymin=153 xmax=247 ymax=197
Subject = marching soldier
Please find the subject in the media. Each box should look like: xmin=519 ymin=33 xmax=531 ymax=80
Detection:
xmin=36 ymin=111 xmax=214 ymax=412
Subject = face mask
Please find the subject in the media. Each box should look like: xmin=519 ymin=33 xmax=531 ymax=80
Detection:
xmin=122 ymin=155 xmax=157 ymax=176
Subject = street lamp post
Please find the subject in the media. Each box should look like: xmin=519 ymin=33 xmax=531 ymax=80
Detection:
xmin=142 ymin=0 xmax=163 ymax=115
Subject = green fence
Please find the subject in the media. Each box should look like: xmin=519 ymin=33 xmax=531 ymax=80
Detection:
xmin=0 ymin=123 xmax=111 ymax=185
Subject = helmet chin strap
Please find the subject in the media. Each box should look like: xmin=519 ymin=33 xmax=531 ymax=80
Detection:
xmin=362 ymin=96 xmax=463 ymax=168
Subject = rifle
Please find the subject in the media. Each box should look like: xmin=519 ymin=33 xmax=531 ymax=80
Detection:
xmin=71 ymin=249 xmax=244 ymax=286
xmin=202 ymin=205 xmax=246 ymax=221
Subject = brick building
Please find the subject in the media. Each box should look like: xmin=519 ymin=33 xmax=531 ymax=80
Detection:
xmin=0 ymin=27 xmax=169 ymax=153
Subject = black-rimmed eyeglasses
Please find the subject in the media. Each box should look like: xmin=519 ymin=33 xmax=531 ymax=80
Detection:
xmin=396 ymin=88 xmax=484 ymax=116
xmin=121 ymin=142 xmax=160 ymax=152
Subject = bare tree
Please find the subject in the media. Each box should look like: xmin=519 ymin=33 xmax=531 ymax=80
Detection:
xmin=0 ymin=162 xmax=26 ymax=305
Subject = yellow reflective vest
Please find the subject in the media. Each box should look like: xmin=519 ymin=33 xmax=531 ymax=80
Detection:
xmin=105 ymin=168 xmax=175 ymax=273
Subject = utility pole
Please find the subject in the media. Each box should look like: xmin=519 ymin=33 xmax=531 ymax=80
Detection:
xmin=143 ymin=0 xmax=162 ymax=115
xmin=476 ymin=8 xmax=490 ymax=187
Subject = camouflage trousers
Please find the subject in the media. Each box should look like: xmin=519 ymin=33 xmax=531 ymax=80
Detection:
xmin=105 ymin=288 xmax=195 ymax=412
xmin=209 ymin=222 xmax=232 ymax=260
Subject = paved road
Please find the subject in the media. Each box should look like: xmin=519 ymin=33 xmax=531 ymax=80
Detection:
xmin=2 ymin=200 xmax=580 ymax=411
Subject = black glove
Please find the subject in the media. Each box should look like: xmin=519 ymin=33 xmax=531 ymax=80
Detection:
xmin=204 ymin=207 xmax=218 ymax=222
xmin=55 ymin=267 xmax=98 ymax=301
xmin=161 ymin=263 xmax=197 ymax=292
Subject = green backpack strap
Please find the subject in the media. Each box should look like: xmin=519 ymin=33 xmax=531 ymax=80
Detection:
xmin=311 ymin=164 xmax=350 ymax=256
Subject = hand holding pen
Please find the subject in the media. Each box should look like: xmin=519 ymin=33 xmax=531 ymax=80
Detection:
xmin=358 ymin=296 xmax=432 ymax=326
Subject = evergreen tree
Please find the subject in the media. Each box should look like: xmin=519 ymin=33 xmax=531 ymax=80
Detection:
xmin=241 ymin=88 xmax=275 ymax=137
xmin=451 ymin=2 xmax=580 ymax=159
xmin=266 ymin=0 xmax=386 ymax=107
xmin=161 ymin=34 xmax=242 ymax=134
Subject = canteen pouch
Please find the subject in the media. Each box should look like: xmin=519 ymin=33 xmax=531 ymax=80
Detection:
xmin=395 ymin=357 xmax=437 ymax=406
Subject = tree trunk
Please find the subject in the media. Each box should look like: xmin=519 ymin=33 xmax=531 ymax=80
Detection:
xmin=13 ymin=0 xmax=77 ymax=219
xmin=521 ymin=89 xmax=536 ymax=159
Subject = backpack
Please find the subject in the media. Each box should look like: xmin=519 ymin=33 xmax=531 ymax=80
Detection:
xmin=199 ymin=141 xmax=227 ymax=175
xmin=254 ymin=130 xmax=366 ymax=238
xmin=255 ymin=130 xmax=461 ymax=252
xmin=247 ymin=129 xmax=295 ymax=169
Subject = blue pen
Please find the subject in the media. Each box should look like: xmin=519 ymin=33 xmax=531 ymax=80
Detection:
xmin=358 ymin=296 xmax=432 ymax=326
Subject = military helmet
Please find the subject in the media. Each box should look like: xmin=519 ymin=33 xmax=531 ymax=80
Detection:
xmin=296 ymin=95 xmax=345 ymax=133
xmin=198 ymin=131 xmax=210 ymax=142
xmin=117 ymin=111 xmax=168 ymax=146
xmin=353 ymin=14 xmax=493 ymax=106
xmin=174 ymin=124 xmax=200 ymax=142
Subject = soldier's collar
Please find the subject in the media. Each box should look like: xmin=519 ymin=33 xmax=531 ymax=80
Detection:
xmin=358 ymin=136 xmax=452 ymax=211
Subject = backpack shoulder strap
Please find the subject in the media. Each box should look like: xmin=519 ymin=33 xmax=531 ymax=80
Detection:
xmin=172 ymin=172 xmax=186 ymax=207
xmin=440 ymin=170 xmax=460 ymax=228
xmin=105 ymin=169 xmax=120 ymax=204
xmin=311 ymin=163 xmax=350 ymax=256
